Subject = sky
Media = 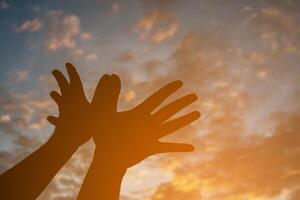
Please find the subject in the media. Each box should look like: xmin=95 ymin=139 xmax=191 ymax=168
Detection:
xmin=0 ymin=0 xmax=300 ymax=199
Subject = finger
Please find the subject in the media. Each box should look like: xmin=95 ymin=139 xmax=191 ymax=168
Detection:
xmin=65 ymin=63 xmax=84 ymax=91
xmin=50 ymin=91 xmax=62 ymax=106
xmin=153 ymin=142 xmax=195 ymax=154
xmin=52 ymin=69 xmax=69 ymax=95
xmin=135 ymin=80 xmax=183 ymax=113
xmin=47 ymin=116 xmax=59 ymax=125
xmin=107 ymin=74 xmax=121 ymax=112
xmin=160 ymin=111 xmax=200 ymax=137
xmin=92 ymin=74 xmax=121 ymax=112
xmin=92 ymin=74 xmax=110 ymax=105
xmin=153 ymin=93 xmax=198 ymax=123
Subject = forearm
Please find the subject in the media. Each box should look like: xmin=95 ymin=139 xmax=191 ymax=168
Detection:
xmin=77 ymin=149 xmax=126 ymax=200
xmin=0 ymin=128 xmax=78 ymax=200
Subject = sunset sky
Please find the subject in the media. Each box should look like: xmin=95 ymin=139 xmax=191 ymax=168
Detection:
xmin=0 ymin=0 xmax=300 ymax=199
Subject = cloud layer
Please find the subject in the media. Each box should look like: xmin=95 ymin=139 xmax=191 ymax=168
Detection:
xmin=1 ymin=1 xmax=300 ymax=200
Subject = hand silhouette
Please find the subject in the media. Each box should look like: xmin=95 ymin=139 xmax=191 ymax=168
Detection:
xmin=77 ymin=75 xmax=200 ymax=200
xmin=0 ymin=63 xmax=116 ymax=200
xmin=92 ymin=75 xmax=200 ymax=167
xmin=47 ymin=63 xmax=90 ymax=151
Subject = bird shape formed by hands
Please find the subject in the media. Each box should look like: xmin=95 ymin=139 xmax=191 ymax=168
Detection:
xmin=50 ymin=63 xmax=200 ymax=169
xmin=91 ymin=74 xmax=200 ymax=168
xmin=0 ymin=63 xmax=200 ymax=200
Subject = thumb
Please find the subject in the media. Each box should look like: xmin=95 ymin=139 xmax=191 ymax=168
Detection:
xmin=107 ymin=74 xmax=121 ymax=112
xmin=47 ymin=116 xmax=59 ymax=126
xmin=92 ymin=74 xmax=110 ymax=106
xmin=92 ymin=74 xmax=121 ymax=113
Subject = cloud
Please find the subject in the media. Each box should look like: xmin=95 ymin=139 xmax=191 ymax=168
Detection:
xmin=0 ymin=84 xmax=56 ymax=176
xmin=46 ymin=13 xmax=80 ymax=51
xmin=4 ymin=27 xmax=298 ymax=200
xmin=0 ymin=87 xmax=25 ymax=137
xmin=16 ymin=18 xmax=43 ymax=32
xmin=124 ymin=91 xmax=136 ymax=102
xmin=0 ymin=114 xmax=10 ymax=123
xmin=148 ymin=180 xmax=201 ymax=200
xmin=45 ymin=11 xmax=97 ymax=63
xmin=0 ymin=84 xmax=74 ymax=197
xmin=2 ymin=2 xmax=300 ymax=199
xmin=79 ymin=32 xmax=93 ymax=41
xmin=151 ymin=21 xmax=178 ymax=43
xmin=140 ymin=27 xmax=300 ymax=197
xmin=0 ymin=85 xmax=54 ymax=143
xmin=14 ymin=135 xmax=40 ymax=150
xmin=116 ymin=51 xmax=134 ymax=62
xmin=126 ymin=27 xmax=300 ymax=199
xmin=8 ymin=69 xmax=29 ymax=82
xmin=251 ymin=5 xmax=300 ymax=56
xmin=162 ymin=32 xmax=230 ymax=89
xmin=134 ymin=9 xmax=179 ymax=43
xmin=35 ymin=31 xmax=238 ymax=199
xmin=84 ymin=53 xmax=98 ymax=61
xmin=112 ymin=3 xmax=121 ymax=13
xmin=142 ymin=59 xmax=164 ymax=79
xmin=146 ymin=109 xmax=300 ymax=200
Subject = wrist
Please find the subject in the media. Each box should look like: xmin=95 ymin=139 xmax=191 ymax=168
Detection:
xmin=46 ymin=128 xmax=79 ymax=155
xmin=93 ymin=148 xmax=128 ymax=174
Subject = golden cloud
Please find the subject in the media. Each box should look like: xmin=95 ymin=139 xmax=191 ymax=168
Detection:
xmin=252 ymin=5 xmax=300 ymax=56
xmin=134 ymin=9 xmax=179 ymax=44
xmin=79 ymin=32 xmax=93 ymax=41
xmin=147 ymin=110 xmax=300 ymax=200
xmin=46 ymin=14 xmax=80 ymax=51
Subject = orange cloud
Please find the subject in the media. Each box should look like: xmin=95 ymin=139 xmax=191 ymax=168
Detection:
xmin=128 ymin=28 xmax=300 ymax=199
xmin=84 ymin=53 xmax=98 ymax=61
xmin=79 ymin=32 xmax=93 ymax=41
xmin=252 ymin=5 xmax=300 ymax=56
xmin=134 ymin=9 xmax=179 ymax=43
xmin=147 ymin=109 xmax=300 ymax=200
xmin=46 ymin=14 xmax=80 ymax=51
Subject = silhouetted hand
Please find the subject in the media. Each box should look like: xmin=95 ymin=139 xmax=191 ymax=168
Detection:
xmin=77 ymin=75 xmax=200 ymax=200
xmin=92 ymin=75 xmax=200 ymax=168
xmin=48 ymin=63 xmax=90 ymax=150
xmin=0 ymin=63 xmax=115 ymax=200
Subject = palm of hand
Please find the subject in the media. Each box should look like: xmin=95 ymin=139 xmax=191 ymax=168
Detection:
xmin=48 ymin=64 xmax=200 ymax=168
